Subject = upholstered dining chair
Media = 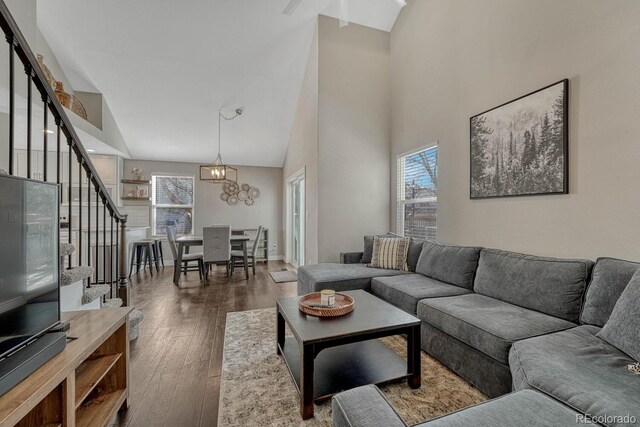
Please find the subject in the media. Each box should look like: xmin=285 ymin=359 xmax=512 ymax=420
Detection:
xmin=166 ymin=224 xmax=205 ymax=279
xmin=231 ymin=226 xmax=263 ymax=276
xmin=203 ymin=225 xmax=232 ymax=281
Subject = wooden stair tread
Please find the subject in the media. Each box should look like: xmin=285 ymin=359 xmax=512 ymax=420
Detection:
xmin=76 ymin=389 xmax=125 ymax=427
xmin=75 ymin=354 xmax=122 ymax=409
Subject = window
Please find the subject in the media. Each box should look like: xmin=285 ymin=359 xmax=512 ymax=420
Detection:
xmin=397 ymin=145 xmax=438 ymax=242
xmin=152 ymin=175 xmax=195 ymax=236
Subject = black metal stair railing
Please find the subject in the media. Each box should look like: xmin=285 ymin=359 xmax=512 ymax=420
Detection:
xmin=0 ymin=0 xmax=130 ymax=306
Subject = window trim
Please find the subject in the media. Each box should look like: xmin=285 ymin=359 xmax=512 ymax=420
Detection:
xmin=151 ymin=174 xmax=196 ymax=237
xmin=396 ymin=142 xmax=438 ymax=241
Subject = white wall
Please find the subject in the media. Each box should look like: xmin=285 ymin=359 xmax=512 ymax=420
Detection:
xmin=317 ymin=16 xmax=391 ymax=262
xmin=4 ymin=0 xmax=36 ymax=47
xmin=123 ymin=159 xmax=284 ymax=260
xmin=391 ymin=0 xmax=640 ymax=261
xmin=74 ymin=91 xmax=102 ymax=129
xmin=283 ymin=22 xmax=319 ymax=265
xmin=284 ymin=16 xmax=392 ymax=265
xmin=36 ymin=28 xmax=74 ymax=95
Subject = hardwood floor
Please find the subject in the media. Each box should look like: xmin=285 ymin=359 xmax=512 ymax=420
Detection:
xmin=116 ymin=261 xmax=298 ymax=427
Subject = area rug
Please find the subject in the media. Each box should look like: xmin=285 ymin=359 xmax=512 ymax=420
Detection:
xmin=269 ymin=270 xmax=298 ymax=283
xmin=218 ymin=308 xmax=487 ymax=426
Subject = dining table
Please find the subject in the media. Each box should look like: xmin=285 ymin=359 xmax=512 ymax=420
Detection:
xmin=174 ymin=234 xmax=251 ymax=285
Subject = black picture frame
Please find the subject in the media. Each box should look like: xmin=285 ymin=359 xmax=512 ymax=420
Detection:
xmin=470 ymin=79 xmax=569 ymax=199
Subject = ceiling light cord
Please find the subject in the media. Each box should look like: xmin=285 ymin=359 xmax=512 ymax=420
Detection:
xmin=217 ymin=107 xmax=243 ymax=157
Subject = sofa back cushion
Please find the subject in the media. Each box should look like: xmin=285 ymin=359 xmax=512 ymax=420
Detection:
xmin=406 ymin=239 xmax=424 ymax=272
xmin=597 ymin=268 xmax=640 ymax=362
xmin=580 ymin=257 xmax=640 ymax=326
xmin=474 ymin=249 xmax=593 ymax=322
xmin=415 ymin=242 xmax=482 ymax=289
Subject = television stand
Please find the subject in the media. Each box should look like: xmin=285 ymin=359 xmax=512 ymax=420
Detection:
xmin=0 ymin=307 xmax=133 ymax=426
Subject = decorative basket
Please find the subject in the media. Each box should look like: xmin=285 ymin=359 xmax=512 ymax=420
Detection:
xmin=54 ymin=81 xmax=88 ymax=120
xmin=299 ymin=292 xmax=354 ymax=317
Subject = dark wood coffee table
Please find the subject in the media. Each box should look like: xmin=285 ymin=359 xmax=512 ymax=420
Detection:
xmin=276 ymin=290 xmax=421 ymax=419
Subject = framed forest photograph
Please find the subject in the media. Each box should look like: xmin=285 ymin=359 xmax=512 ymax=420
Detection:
xmin=470 ymin=79 xmax=568 ymax=199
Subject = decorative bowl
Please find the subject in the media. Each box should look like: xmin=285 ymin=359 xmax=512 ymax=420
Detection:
xmin=299 ymin=292 xmax=354 ymax=317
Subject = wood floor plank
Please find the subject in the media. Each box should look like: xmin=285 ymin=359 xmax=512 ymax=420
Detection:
xmin=116 ymin=262 xmax=298 ymax=427
xmin=199 ymin=375 xmax=221 ymax=427
xmin=124 ymin=335 xmax=192 ymax=426
xmin=163 ymin=360 xmax=209 ymax=427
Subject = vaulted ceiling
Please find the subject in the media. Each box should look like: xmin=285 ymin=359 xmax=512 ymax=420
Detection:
xmin=37 ymin=0 xmax=403 ymax=166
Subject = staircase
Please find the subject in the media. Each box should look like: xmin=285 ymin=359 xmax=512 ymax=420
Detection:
xmin=60 ymin=243 xmax=143 ymax=339
xmin=0 ymin=2 xmax=143 ymax=339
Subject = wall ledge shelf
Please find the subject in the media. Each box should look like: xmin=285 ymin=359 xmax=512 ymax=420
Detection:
xmin=121 ymin=180 xmax=150 ymax=184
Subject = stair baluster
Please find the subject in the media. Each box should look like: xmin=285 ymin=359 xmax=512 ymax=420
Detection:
xmin=56 ymin=119 xmax=61 ymax=185
xmin=115 ymin=218 xmax=120 ymax=299
xmin=42 ymin=96 xmax=48 ymax=181
xmin=87 ymin=171 xmax=92 ymax=285
xmin=67 ymin=138 xmax=73 ymax=267
xmin=95 ymin=185 xmax=99 ymax=283
xmin=95 ymin=185 xmax=99 ymax=284
xmin=25 ymin=64 xmax=32 ymax=179
xmin=119 ymin=218 xmax=129 ymax=307
xmin=110 ymin=213 xmax=114 ymax=298
xmin=77 ymin=156 xmax=83 ymax=268
xmin=6 ymin=33 xmax=14 ymax=175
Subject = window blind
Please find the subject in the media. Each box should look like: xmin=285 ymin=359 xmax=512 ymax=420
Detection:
xmin=152 ymin=175 xmax=195 ymax=236
xmin=397 ymin=145 xmax=438 ymax=242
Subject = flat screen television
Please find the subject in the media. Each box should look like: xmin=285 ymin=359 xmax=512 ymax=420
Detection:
xmin=0 ymin=174 xmax=60 ymax=359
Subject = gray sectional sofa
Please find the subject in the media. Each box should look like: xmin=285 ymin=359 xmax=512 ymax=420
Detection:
xmin=296 ymin=239 xmax=640 ymax=426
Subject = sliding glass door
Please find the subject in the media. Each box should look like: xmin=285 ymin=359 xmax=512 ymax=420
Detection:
xmin=287 ymin=169 xmax=305 ymax=268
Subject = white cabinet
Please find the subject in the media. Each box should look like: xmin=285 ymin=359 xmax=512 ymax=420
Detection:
xmin=90 ymin=154 xmax=118 ymax=184
xmin=12 ymin=149 xmax=123 ymax=207
xmin=13 ymin=150 xmax=67 ymax=182
xmin=14 ymin=150 xmax=45 ymax=180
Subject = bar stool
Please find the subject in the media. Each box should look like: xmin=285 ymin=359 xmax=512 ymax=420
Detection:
xmin=153 ymin=239 xmax=164 ymax=267
xmin=129 ymin=239 xmax=157 ymax=277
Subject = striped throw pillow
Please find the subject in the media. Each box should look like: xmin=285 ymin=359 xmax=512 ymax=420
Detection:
xmin=368 ymin=236 xmax=411 ymax=271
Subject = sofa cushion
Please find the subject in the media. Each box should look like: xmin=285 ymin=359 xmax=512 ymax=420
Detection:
xmin=296 ymin=263 xmax=409 ymax=295
xmin=371 ymin=274 xmax=471 ymax=314
xmin=597 ymin=269 xmax=640 ymax=361
xmin=510 ymin=325 xmax=640 ymax=426
xmin=369 ymin=236 xmax=411 ymax=271
xmin=580 ymin=257 xmax=640 ymax=327
xmin=415 ymin=242 xmax=482 ymax=290
xmin=418 ymin=294 xmax=575 ymax=364
xmin=474 ymin=249 xmax=593 ymax=322
xmin=418 ymin=390 xmax=580 ymax=427
xmin=406 ymin=239 xmax=424 ymax=272
xmin=332 ymin=385 xmax=407 ymax=427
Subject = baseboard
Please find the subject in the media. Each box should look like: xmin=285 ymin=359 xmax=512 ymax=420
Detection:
xmin=268 ymin=255 xmax=285 ymax=261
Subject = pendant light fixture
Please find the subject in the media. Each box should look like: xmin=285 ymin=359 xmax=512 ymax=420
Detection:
xmin=200 ymin=107 xmax=243 ymax=184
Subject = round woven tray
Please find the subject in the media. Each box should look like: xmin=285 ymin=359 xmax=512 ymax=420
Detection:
xmin=299 ymin=292 xmax=354 ymax=317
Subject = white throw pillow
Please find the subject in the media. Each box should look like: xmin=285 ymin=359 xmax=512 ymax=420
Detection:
xmin=368 ymin=236 xmax=411 ymax=271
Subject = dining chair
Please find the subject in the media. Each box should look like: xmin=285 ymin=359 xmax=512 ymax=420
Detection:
xmin=231 ymin=226 xmax=263 ymax=276
xmin=166 ymin=224 xmax=205 ymax=279
xmin=203 ymin=225 xmax=232 ymax=281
